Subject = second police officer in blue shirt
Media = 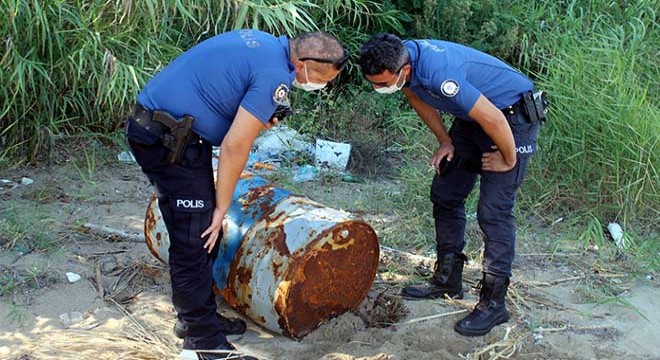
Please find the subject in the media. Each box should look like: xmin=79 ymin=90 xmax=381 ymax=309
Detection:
xmin=359 ymin=33 xmax=546 ymax=337
xmin=125 ymin=29 xmax=347 ymax=359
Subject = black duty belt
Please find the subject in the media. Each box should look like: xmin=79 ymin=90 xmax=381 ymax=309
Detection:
xmin=129 ymin=104 xmax=199 ymax=163
xmin=501 ymin=90 xmax=548 ymax=123
xmin=501 ymin=99 xmax=526 ymax=117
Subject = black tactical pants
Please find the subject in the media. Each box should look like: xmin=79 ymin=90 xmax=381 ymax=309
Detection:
xmin=431 ymin=112 xmax=541 ymax=277
xmin=125 ymin=118 xmax=225 ymax=350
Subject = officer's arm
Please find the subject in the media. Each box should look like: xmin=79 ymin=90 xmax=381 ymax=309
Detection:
xmin=468 ymin=95 xmax=516 ymax=169
xmin=402 ymin=88 xmax=451 ymax=145
xmin=215 ymin=106 xmax=265 ymax=214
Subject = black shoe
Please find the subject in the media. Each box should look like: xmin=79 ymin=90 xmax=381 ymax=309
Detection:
xmin=454 ymin=273 xmax=510 ymax=337
xmin=180 ymin=341 xmax=259 ymax=360
xmin=174 ymin=314 xmax=247 ymax=339
xmin=402 ymin=253 xmax=466 ymax=300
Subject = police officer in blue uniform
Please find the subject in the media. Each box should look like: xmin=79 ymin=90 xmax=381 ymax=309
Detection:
xmin=125 ymin=30 xmax=346 ymax=359
xmin=359 ymin=33 xmax=545 ymax=337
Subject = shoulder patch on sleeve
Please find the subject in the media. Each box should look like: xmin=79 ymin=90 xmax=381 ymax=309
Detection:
xmin=440 ymin=79 xmax=460 ymax=97
xmin=273 ymin=84 xmax=290 ymax=106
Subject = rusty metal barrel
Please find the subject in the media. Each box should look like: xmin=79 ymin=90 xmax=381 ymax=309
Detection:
xmin=144 ymin=173 xmax=379 ymax=339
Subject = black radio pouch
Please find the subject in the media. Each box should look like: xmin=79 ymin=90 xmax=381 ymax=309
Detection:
xmin=522 ymin=91 xmax=548 ymax=123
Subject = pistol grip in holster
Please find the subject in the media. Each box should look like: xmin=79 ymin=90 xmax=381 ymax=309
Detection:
xmin=152 ymin=110 xmax=195 ymax=164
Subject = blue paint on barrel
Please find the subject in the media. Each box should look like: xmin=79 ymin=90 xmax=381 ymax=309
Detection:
xmin=213 ymin=175 xmax=290 ymax=290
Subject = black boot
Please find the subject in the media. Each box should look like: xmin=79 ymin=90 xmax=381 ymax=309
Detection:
xmin=180 ymin=341 xmax=259 ymax=360
xmin=174 ymin=313 xmax=247 ymax=339
xmin=402 ymin=252 xmax=466 ymax=300
xmin=454 ymin=273 xmax=510 ymax=337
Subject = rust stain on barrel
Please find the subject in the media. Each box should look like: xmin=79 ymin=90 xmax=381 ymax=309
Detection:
xmin=223 ymin=246 xmax=248 ymax=311
xmin=244 ymin=186 xmax=274 ymax=206
xmin=267 ymin=225 xmax=290 ymax=256
xmin=236 ymin=266 xmax=252 ymax=285
xmin=272 ymin=261 xmax=282 ymax=277
xmin=144 ymin=195 xmax=165 ymax=263
xmin=276 ymin=221 xmax=379 ymax=339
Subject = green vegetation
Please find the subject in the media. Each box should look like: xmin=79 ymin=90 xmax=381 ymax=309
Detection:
xmin=0 ymin=204 xmax=57 ymax=254
xmin=1 ymin=1 xmax=657 ymax=253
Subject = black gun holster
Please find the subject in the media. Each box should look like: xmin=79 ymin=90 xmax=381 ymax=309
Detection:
xmin=521 ymin=91 xmax=549 ymax=123
xmin=129 ymin=104 xmax=196 ymax=164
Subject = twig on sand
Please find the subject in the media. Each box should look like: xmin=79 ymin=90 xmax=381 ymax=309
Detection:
xmin=535 ymin=324 xmax=614 ymax=334
xmin=80 ymin=223 xmax=145 ymax=243
xmin=461 ymin=325 xmax=530 ymax=360
xmin=396 ymin=309 xmax=468 ymax=326
xmin=95 ymin=265 xmax=104 ymax=299
xmin=517 ymin=252 xmax=580 ymax=257
xmin=380 ymin=246 xmax=435 ymax=263
xmin=523 ymin=275 xmax=586 ymax=287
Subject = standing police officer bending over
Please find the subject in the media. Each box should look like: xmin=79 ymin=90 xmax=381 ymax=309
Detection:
xmin=359 ymin=34 xmax=545 ymax=337
xmin=125 ymin=30 xmax=346 ymax=360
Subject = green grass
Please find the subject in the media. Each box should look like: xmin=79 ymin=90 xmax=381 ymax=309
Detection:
xmin=0 ymin=204 xmax=57 ymax=254
xmin=0 ymin=0 xmax=402 ymax=162
xmin=4 ymin=303 xmax=28 ymax=327
xmin=516 ymin=0 xmax=659 ymax=226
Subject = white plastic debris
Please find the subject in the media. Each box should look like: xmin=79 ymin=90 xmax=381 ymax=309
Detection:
xmin=117 ymin=151 xmax=136 ymax=163
xmin=533 ymin=332 xmax=545 ymax=344
xmin=0 ymin=179 xmax=12 ymax=184
xmin=66 ymin=272 xmax=82 ymax=283
xmin=607 ymin=222 xmax=630 ymax=249
xmin=59 ymin=311 xmax=84 ymax=327
xmin=292 ymin=165 xmax=319 ymax=183
xmin=21 ymin=177 xmax=34 ymax=186
xmin=315 ymin=139 xmax=351 ymax=170
xmin=252 ymin=126 xmax=312 ymax=158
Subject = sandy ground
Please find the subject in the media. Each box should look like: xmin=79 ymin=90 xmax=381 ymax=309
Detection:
xmin=0 ymin=146 xmax=658 ymax=360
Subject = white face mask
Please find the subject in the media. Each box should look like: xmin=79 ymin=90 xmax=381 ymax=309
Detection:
xmin=293 ymin=63 xmax=327 ymax=91
xmin=374 ymin=69 xmax=405 ymax=94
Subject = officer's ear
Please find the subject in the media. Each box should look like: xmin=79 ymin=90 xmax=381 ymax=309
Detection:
xmin=402 ymin=63 xmax=412 ymax=77
xmin=294 ymin=60 xmax=306 ymax=74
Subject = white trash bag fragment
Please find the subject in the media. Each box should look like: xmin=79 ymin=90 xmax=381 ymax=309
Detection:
xmin=315 ymin=139 xmax=351 ymax=171
xmin=252 ymin=126 xmax=313 ymax=158
xmin=607 ymin=222 xmax=631 ymax=250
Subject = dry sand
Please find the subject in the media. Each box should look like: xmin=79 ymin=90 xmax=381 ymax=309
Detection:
xmin=1 ymin=150 xmax=658 ymax=360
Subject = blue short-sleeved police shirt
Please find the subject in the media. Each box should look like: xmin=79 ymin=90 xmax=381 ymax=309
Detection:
xmin=137 ymin=30 xmax=296 ymax=145
xmin=405 ymin=40 xmax=534 ymax=120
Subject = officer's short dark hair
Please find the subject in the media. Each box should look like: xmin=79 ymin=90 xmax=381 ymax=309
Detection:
xmin=359 ymin=33 xmax=408 ymax=76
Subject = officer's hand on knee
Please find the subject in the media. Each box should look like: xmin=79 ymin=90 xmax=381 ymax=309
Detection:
xmin=201 ymin=208 xmax=228 ymax=253
xmin=431 ymin=143 xmax=455 ymax=174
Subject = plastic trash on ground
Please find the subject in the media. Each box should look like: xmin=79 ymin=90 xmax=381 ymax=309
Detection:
xmin=315 ymin=139 xmax=351 ymax=171
xmin=292 ymin=164 xmax=319 ymax=182
xmin=66 ymin=272 xmax=82 ymax=283
xmin=607 ymin=222 xmax=631 ymax=249
xmin=252 ymin=126 xmax=313 ymax=159
xmin=117 ymin=151 xmax=136 ymax=163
